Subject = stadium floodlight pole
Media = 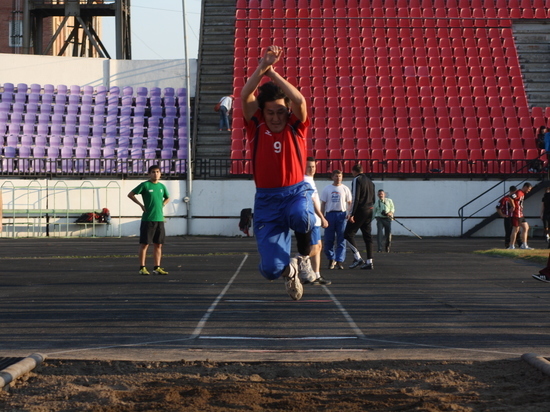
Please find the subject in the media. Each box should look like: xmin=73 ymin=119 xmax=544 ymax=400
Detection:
xmin=182 ymin=0 xmax=193 ymax=235
xmin=391 ymin=217 xmax=422 ymax=239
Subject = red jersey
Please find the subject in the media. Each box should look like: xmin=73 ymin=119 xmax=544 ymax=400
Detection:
xmin=245 ymin=109 xmax=310 ymax=189
xmin=511 ymin=189 xmax=525 ymax=218
xmin=497 ymin=196 xmax=513 ymax=217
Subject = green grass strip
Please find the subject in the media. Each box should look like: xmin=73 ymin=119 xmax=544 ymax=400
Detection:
xmin=475 ymin=248 xmax=548 ymax=265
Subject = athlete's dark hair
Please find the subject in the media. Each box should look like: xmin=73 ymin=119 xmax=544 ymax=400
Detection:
xmin=523 ymin=182 xmax=533 ymax=189
xmin=352 ymin=164 xmax=363 ymax=174
xmin=257 ymin=82 xmax=290 ymax=110
xmin=509 ymin=185 xmax=517 ymax=192
xmin=148 ymin=165 xmax=160 ymax=173
xmin=331 ymin=169 xmax=342 ymax=176
xmin=307 ymin=156 xmax=316 ymax=162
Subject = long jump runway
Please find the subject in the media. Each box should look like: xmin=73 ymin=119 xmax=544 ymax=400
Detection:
xmin=1 ymin=236 xmax=549 ymax=362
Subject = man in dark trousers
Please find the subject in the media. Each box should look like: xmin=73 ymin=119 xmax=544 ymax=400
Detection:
xmin=345 ymin=163 xmax=376 ymax=270
xmin=496 ymin=186 xmax=516 ymax=249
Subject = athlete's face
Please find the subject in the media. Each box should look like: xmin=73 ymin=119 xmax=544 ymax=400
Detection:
xmin=378 ymin=191 xmax=386 ymax=200
xmin=332 ymin=173 xmax=343 ymax=185
xmin=306 ymin=161 xmax=316 ymax=177
xmin=263 ymin=99 xmax=289 ymax=133
xmin=148 ymin=168 xmax=161 ymax=182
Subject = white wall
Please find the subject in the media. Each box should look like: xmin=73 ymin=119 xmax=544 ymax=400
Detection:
xmin=0 ymin=54 xmax=196 ymax=96
xmin=1 ymin=178 xmax=544 ymax=238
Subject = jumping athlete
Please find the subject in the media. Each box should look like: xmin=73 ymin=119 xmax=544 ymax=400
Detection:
xmin=241 ymin=44 xmax=316 ymax=300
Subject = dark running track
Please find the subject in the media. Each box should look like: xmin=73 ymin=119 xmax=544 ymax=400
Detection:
xmin=0 ymin=235 xmax=549 ymax=362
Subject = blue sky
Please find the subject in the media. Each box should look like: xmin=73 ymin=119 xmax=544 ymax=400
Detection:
xmin=102 ymin=0 xmax=202 ymax=60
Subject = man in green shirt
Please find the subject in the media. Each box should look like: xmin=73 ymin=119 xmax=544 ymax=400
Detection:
xmin=128 ymin=165 xmax=170 ymax=275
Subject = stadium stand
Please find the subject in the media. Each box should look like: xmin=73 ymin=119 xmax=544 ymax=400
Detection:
xmin=0 ymin=83 xmax=187 ymax=176
xmin=230 ymin=0 xmax=550 ymax=176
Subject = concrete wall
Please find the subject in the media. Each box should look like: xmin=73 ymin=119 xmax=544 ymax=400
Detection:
xmin=0 ymin=53 xmax=196 ymax=96
xmin=1 ymin=178 xmax=544 ymax=239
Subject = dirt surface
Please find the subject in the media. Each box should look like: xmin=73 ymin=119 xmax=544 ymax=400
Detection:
xmin=2 ymin=358 xmax=550 ymax=411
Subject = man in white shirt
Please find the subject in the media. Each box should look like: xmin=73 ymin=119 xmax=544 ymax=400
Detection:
xmin=320 ymin=169 xmax=352 ymax=269
xmin=302 ymin=157 xmax=331 ymax=285
xmin=217 ymin=94 xmax=234 ymax=131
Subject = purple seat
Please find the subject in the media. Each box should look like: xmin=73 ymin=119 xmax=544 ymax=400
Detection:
xmin=2 ymin=146 xmax=16 ymax=172
xmin=22 ymin=123 xmax=35 ymax=135
xmin=148 ymin=116 xmax=160 ymax=128
xmin=104 ymin=137 xmax=116 ymax=148
xmin=146 ymin=138 xmax=158 ymax=150
xmin=47 ymin=146 xmax=60 ymax=172
xmin=109 ymin=86 xmax=120 ymax=96
xmin=175 ymin=149 xmax=187 ymax=173
xmin=151 ymin=106 xmax=162 ymax=117
xmin=54 ymin=94 xmax=66 ymax=105
xmin=12 ymin=103 xmax=25 ymax=114
xmin=150 ymin=87 xmax=161 ymax=97
xmin=35 ymin=135 xmax=47 ymax=147
xmin=3 ymin=83 xmax=14 ymax=93
xmin=57 ymin=84 xmax=69 ymax=94
xmin=103 ymin=147 xmax=116 ymax=172
xmin=30 ymin=83 xmax=41 ymax=94
xmin=96 ymin=85 xmax=107 ymax=95
xmin=131 ymin=137 xmax=143 ymax=148
xmin=61 ymin=136 xmax=74 ymax=147
xmin=82 ymin=85 xmax=94 ymax=95
xmin=19 ymin=146 xmax=31 ymax=172
xmin=78 ymin=124 xmax=90 ymax=137
xmin=92 ymin=125 xmax=104 ymax=137
xmin=26 ymin=103 xmax=38 ymax=114
xmin=122 ymin=86 xmax=133 ymax=96
xmin=64 ymin=123 xmax=77 ymax=137
xmin=133 ymin=116 xmax=144 ymax=127
xmin=39 ymin=104 xmax=52 ymax=115
xmin=70 ymin=85 xmax=81 ymax=95
xmin=1 ymin=92 xmax=13 ymax=103
xmin=106 ymin=115 xmax=117 ymax=127
xmin=165 ymin=106 xmax=177 ymax=117
xmin=74 ymin=147 xmax=87 ymax=172
xmin=14 ymin=93 xmax=26 ymax=104
xmin=21 ymin=134 xmax=33 ymax=147
xmin=53 ymin=104 xmax=65 ymax=115
xmin=93 ymin=115 xmax=104 ymax=126
xmin=6 ymin=134 xmax=18 ymax=146
xmin=41 ymin=93 xmax=53 ymax=105
xmin=43 ymin=84 xmax=54 ymax=94
xmin=89 ymin=147 xmax=102 ymax=172
xmin=105 ymin=125 xmax=117 ymax=138
xmin=135 ymin=87 xmax=147 ymax=97
xmin=16 ymin=83 xmax=28 ymax=93
xmin=133 ymin=125 xmax=145 ymax=139
xmin=121 ymin=95 xmax=132 ymax=106
xmin=28 ymin=93 xmax=40 ymax=104
xmin=90 ymin=136 xmax=102 ymax=148
xmin=32 ymin=146 xmax=46 ymax=172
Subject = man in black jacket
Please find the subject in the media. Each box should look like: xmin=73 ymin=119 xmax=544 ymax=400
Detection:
xmin=345 ymin=164 xmax=376 ymax=270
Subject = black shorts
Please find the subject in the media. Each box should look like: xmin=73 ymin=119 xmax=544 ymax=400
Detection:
xmin=139 ymin=221 xmax=166 ymax=245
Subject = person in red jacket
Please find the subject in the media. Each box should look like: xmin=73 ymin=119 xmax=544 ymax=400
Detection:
xmin=508 ymin=183 xmax=533 ymax=250
xmin=241 ymin=44 xmax=315 ymax=301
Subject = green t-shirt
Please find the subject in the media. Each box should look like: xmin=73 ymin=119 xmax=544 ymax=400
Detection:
xmin=132 ymin=180 xmax=169 ymax=222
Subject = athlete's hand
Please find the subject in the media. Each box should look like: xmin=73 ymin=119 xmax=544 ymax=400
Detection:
xmin=321 ymin=216 xmax=328 ymax=229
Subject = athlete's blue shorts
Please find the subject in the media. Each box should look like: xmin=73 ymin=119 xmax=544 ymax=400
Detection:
xmin=253 ymin=181 xmax=315 ymax=280
xmin=310 ymin=225 xmax=321 ymax=245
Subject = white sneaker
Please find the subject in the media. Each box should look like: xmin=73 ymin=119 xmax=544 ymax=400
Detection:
xmin=297 ymin=255 xmax=316 ymax=284
xmin=284 ymin=258 xmax=303 ymax=301
xmin=507 ymin=246 xmax=515 ymax=249
xmin=520 ymin=244 xmax=534 ymax=250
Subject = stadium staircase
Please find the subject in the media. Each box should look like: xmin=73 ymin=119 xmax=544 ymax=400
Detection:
xmin=514 ymin=19 xmax=550 ymax=108
xmin=193 ymin=0 xmax=236 ymax=163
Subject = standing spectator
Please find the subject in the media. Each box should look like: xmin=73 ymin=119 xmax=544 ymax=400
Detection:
xmin=345 ymin=164 xmax=376 ymax=270
xmin=128 ymin=165 xmax=171 ymax=276
xmin=374 ymin=189 xmax=395 ymax=253
xmin=536 ymin=125 xmax=548 ymax=150
xmin=541 ymin=186 xmax=550 ymax=247
xmin=241 ymin=44 xmax=316 ymax=301
xmin=496 ymin=186 xmax=516 ymax=249
xmin=217 ymin=94 xmax=234 ymax=131
xmin=532 ymin=253 xmax=550 ymax=282
xmin=320 ymin=169 xmax=352 ymax=269
xmin=508 ymin=182 xmax=533 ymax=250
xmin=303 ymin=157 xmax=331 ymax=285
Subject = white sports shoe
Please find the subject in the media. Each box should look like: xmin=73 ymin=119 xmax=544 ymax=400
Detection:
xmin=284 ymin=258 xmax=303 ymax=301
xmin=507 ymin=246 xmax=515 ymax=249
xmin=520 ymin=244 xmax=534 ymax=250
xmin=297 ymin=255 xmax=316 ymax=284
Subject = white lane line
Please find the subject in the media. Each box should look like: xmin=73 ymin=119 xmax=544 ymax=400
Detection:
xmin=189 ymin=253 xmax=249 ymax=339
xmin=199 ymin=336 xmax=358 ymax=340
xmin=322 ymin=284 xmax=366 ymax=339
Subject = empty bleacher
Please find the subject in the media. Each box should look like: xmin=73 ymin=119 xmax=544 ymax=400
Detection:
xmin=0 ymin=83 xmax=188 ymax=176
xmin=230 ymin=0 xmax=550 ymax=176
